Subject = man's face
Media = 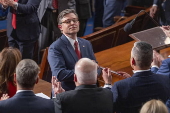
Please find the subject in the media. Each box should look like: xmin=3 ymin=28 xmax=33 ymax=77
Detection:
xmin=59 ymin=13 xmax=79 ymax=35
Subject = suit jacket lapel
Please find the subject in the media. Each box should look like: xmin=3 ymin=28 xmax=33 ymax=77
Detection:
xmin=61 ymin=35 xmax=78 ymax=62
xmin=78 ymin=38 xmax=86 ymax=57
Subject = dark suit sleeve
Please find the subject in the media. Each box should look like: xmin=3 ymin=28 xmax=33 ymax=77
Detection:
xmin=53 ymin=95 xmax=63 ymax=113
xmin=153 ymin=0 xmax=162 ymax=5
xmin=48 ymin=43 xmax=74 ymax=81
xmin=111 ymin=83 xmax=120 ymax=112
xmin=17 ymin=0 xmax=41 ymax=14
xmin=151 ymin=67 xmax=159 ymax=73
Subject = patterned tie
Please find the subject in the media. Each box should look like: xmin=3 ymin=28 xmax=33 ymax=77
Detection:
xmin=12 ymin=0 xmax=18 ymax=29
xmin=52 ymin=0 xmax=58 ymax=9
xmin=74 ymin=41 xmax=81 ymax=59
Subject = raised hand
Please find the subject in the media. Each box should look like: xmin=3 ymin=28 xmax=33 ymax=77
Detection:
xmin=150 ymin=6 xmax=158 ymax=18
xmin=102 ymin=68 xmax=112 ymax=84
xmin=51 ymin=76 xmax=65 ymax=96
xmin=0 ymin=94 xmax=9 ymax=101
xmin=117 ymin=71 xmax=131 ymax=78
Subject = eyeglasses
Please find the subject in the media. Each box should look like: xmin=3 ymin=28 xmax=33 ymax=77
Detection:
xmin=61 ymin=18 xmax=79 ymax=24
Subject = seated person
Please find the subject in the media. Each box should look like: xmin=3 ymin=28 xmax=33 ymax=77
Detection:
xmin=104 ymin=41 xmax=170 ymax=113
xmin=52 ymin=58 xmax=114 ymax=113
xmin=140 ymin=99 xmax=169 ymax=113
xmin=0 ymin=59 xmax=55 ymax=113
xmin=0 ymin=47 xmax=21 ymax=98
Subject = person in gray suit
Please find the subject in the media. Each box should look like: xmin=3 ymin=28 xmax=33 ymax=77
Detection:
xmin=52 ymin=58 xmax=114 ymax=113
xmin=37 ymin=0 xmax=76 ymax=53
xmin=0 ymin=59 xmax=55 ymax=113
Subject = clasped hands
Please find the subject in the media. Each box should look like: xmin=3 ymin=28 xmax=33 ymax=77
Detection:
xmin=51 ymin=76 xmax=65 ymax=97
xmin=0 ymin=0 xmax=16 ymax=8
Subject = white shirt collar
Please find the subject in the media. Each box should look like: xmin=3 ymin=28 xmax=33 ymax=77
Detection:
xmin=17 ymin=90 xmax=33 ymax=93
xmin=65 ymin=35 xmax=79 ymax=50
xmin=133 ymin=69 xmax=150 ymax=73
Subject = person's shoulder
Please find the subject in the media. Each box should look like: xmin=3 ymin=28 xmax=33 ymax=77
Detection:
xmin=154 ymin=73 xmax=170 ymax=79
xmin=49 ymin=38 xmax=62 ymax=47
xmin=0 ymin=97 xmax=14 ymax=106
xmin=78 ymin=37 xmax=90 ymax=43
xmin=115 ymin=76 xmax=133 ymax=85
xmin=98 ymin=87 xmax=113 ymax=93
xmin=35 ymin=96 xmax=54 ymax=104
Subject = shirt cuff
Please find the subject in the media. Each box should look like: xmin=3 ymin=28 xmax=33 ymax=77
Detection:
xmin=153 ymin=4 xmax=157 ymax=6
xmin=103 ymin=84 xmax=112 ymax=88
xmin=2 ymin=5 xmax=8 ymax=9
xmin=13 ymin=2 xmax=18 ymax=10
xmin=151 ymin=65 xmax=159 ymax=69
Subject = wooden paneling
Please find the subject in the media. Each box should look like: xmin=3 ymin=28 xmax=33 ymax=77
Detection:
xmin=81 ymin=7 xmax=158 ymax=53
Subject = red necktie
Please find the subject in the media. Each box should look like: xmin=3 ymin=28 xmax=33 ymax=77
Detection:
xmin=12 ymin=0 xmax=18 ymax=29
xmin=52 ymin=0 xmax=58 ymax=9
xmin=74 ymin=41 xmax=81 ymax=59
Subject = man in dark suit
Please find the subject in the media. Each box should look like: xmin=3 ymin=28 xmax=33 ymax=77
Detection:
xmin=0 ymin=59 xmax=55 ymax=113
xmin=150 ymin=0 xmax=170 ymax=25
xmin=0 ymin=0 xmax=41 ymax=59
xmin=48 ymin=9 xmax=97 ymax=91
xmin=52 ymin=58 xmax=114 ymax=113
xmin=75 ymin=0 xmax=91 ymax=37
xmin=37 ymin=0 xmax=76 ymax=52
xmin=104 ymin=41 xmax=170 ymax=113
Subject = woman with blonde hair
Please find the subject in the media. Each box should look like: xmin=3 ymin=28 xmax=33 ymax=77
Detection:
xmin=0 ymin=47 xmax=22 ymax=98
xmin=140 ymin=99 xmax=169 ymax=113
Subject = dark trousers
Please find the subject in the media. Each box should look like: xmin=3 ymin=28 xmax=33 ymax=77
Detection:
xmin=40 ymin=8 xmax=61 ymax=50
xmin=8 ymin=33 xmax=37 ymax=59
xmin=77 ymin=19 xmax=87 ymax=37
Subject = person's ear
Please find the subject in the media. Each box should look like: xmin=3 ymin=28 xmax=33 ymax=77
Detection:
xmin=74 ymin=74 xmax=77 ymax=82
xmin=77 ymin=21 xmax=80 ymax=26
xmin=35 ymin=76 xmax=39 ymax=84
xmin=58 ymin=24 xmax=62 ymax=30
xmin=132 ymin=58 xmax=136 ymax=66
xmin=14 ymin=73 xmax=16 ymax=83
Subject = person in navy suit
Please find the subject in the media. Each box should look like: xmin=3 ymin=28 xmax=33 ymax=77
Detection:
xmin=150 ymin=0 xmax=170 ymax=25
xmin=0 ymin=59 xmax=55 ymax=113
xmin=103 ymin=0 xmax=127 ymax=27
xmin=103 ymin=41 xmax=170 ymax=113
xmin=151 ymin=57 xmax=170 ymax=110
xmin=0 ymin=0 xmax=41 ymax=59
xmin=151 ymin=26 xmax=170 ymax=76
xmin=48 ymin=9 xmax=97 ymax=91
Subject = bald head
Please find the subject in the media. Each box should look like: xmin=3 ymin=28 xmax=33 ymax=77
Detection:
xmin=75 ymin=58 xmax=97 ymax=85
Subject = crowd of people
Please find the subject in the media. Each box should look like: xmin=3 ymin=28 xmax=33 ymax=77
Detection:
xmin=0 ymin=0 xmax=170 ymax=113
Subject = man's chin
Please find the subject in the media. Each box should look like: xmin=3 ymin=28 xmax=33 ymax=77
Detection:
xmin=69 ymin=30 xmax=79 ymax=34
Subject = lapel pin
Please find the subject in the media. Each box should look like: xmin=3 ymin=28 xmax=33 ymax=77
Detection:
xmin=83 ymin=45 xmax=85 ymax=47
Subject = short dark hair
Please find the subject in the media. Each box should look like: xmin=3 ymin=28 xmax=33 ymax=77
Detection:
xmin=16 ymin=59 xmax=39 ymax=89
xmin=57 ymin=9 xmax=78 ymax=24
xmin=131 ymin=41 xmax=153 ymax=68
